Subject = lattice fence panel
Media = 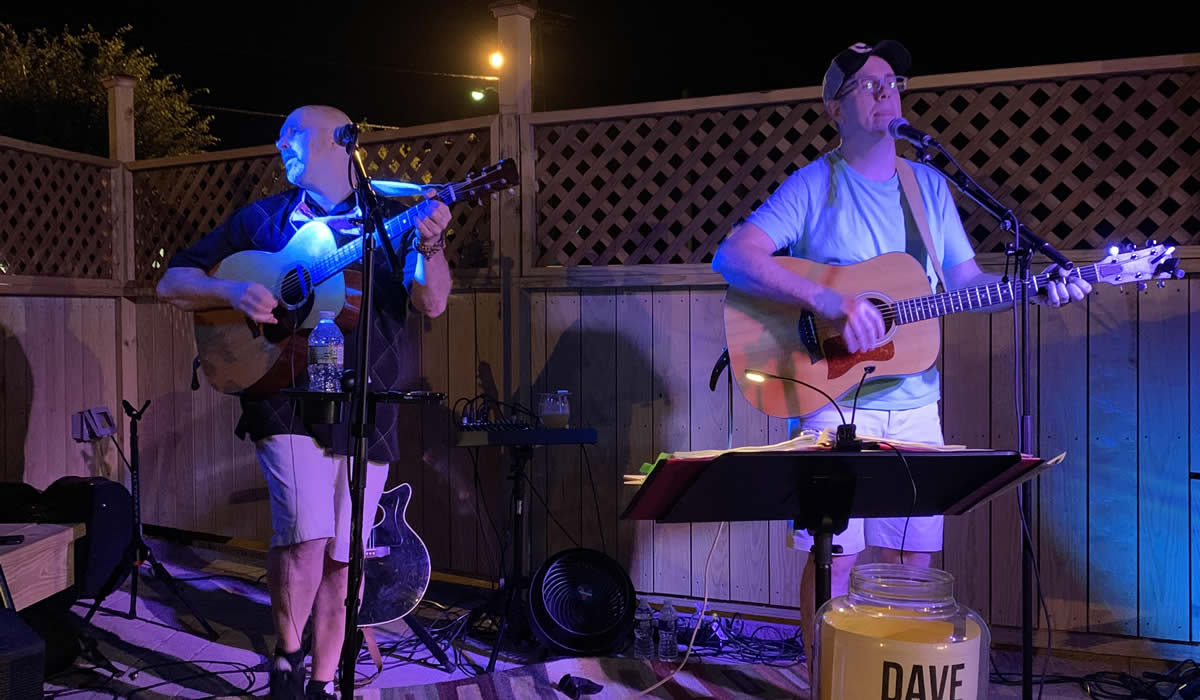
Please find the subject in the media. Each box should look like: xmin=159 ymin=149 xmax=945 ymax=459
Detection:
xmin=0 ymin=146 xmax=113 ymax=278
xmin=134 ymin=128 xmax=492 ymax=283
xmin=533 ymin=68 xmax=1200 ymax=267
xmin=133 ymin=154 xmax=289 ymax=282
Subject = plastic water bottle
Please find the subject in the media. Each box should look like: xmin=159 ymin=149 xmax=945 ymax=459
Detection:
xmin=632 ymin=599 xmax=654 ymax=659
xmin=307 ymin=311 xmax=344 ymax=392
xmin=658 ymin=601 xmax=678 ymax=662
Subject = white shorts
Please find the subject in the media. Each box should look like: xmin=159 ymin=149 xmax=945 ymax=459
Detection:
xmin=789 ymin=401 xmax=945 ymax=555
xmin=255 ymin=434 xmax=388 ymax=563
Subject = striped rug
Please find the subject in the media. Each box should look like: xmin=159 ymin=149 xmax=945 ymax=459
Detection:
xmin=371 ymin=656 xmax=808 ymax=699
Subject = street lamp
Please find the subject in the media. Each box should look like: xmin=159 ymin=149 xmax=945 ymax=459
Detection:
xmin=489 ymin=51 xmax=504 ymax=69
xmin=470 ymin=86 xmax=498 ymax=102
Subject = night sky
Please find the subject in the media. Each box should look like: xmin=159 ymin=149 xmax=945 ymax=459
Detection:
xmin=4 ymin=1 xmax=1195 ymax=150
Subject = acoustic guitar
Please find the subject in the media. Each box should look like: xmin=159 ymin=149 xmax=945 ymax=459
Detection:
xmin=191 ymin=159 xmax=518 ymax=396
xmin=724 ymin=243 xmax=1182 ymax=418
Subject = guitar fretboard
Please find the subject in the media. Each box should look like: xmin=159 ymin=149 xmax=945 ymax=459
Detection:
xmin=891 ymin=264 xmax=1105 ymax=324
xmin=308 ymin=199 xmax=442 ymax=285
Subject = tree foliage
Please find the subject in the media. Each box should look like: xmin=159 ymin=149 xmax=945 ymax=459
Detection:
xmin=0 ymin=24 xmax=217 ymax=158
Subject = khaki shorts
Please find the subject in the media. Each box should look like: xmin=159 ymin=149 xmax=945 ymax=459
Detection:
xmin=255 ymin=435 xmax=388 ymax=563
xmin=789 ymin=401 xmax=946 ymax=555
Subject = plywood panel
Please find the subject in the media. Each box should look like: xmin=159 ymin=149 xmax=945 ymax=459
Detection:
xmin=615 ymin=291 xmax=654 ymax=591
xmin=1136 ymin=281 xmax=1189 ymax=640
xmin=989 ymin=306 xmax=1039 ymax=627
xmin=473 ymin=292 xmax=506 ymax=581
xmin=0 ymin=299 xmax=29 ymax=485
xmin=651 ymin=290 xmax=691 ymax=596
xmin=688 ymin=289 xmax=730 ymax=601
xmin=940 ymin=311 xmax=992 ymax=620
xmin=1037 ymin=299 xmax=1089 ymax=632
xmin=1087 ymin=285 xmax=1138 ymax=635
xmin=579 ymin=292 xmax=617 ymax=558
xmin=544 ymin=292 xmax=582 ymax=560
xmin=447 ymin=293 xmax=478 ymax=574
xmin=420 ymin=304 xmax=451 ymax=571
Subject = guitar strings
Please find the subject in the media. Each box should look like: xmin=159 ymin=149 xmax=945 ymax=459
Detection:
xmin=276 ymin=196 xmax=452 ymax=300
xmin=801 ymin=265 xmax=1102 ymax=335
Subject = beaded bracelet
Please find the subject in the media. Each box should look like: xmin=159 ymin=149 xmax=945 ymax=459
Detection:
xmin=416 ymin=234 xmax=445 ymax=260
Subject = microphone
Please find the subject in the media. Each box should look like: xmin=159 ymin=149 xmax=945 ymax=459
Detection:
xmin=840 ymin=365 xmax=877 ymax=451
xmin=743 ymin=369 xmax=865 ymax=451
xmin=849 ymin=365 xmax=876 ymax=427
xmin=333 ymin=123 xmax=359 ymax=150
xmin=888 ymin=118 xmax=938 ymax=149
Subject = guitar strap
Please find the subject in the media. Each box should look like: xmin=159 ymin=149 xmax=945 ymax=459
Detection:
xmin=361 ymin=627 xmax=385 ymax=676
xmin=822 ymin=151 xmax=945 ymax=291
xmin=896 ymin=158 xmax=946 ymax=291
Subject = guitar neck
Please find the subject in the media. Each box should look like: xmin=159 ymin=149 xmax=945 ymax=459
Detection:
xmin=891 ymin=264 xmax=1103 ymax=324
xmin=309 ymin=191 xmax=449 ymax=286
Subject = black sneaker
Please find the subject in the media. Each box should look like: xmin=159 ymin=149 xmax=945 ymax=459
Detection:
xmin=269 ymin=648 xmax=306 ymax=699
xmin=305 ymin=680 xmax=337 ymax=699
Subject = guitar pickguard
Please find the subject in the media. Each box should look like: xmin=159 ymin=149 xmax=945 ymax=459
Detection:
xmin=822 ymin=336 xmax=895 ymax=380
xmin=798 ymin=311 xmax=823 ymax=364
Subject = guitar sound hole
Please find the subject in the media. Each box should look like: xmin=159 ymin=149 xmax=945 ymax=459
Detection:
xmin=279 ymin=266 xmax=313 ymax=308
xmin=868 ymin=297 xmax=896 ymax=333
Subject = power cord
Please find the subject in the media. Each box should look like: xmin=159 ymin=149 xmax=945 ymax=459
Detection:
xmin=630 ymin=521 xmax=726 ymax=698
xmin=990 ymin=656 xmax=1200 ymax=700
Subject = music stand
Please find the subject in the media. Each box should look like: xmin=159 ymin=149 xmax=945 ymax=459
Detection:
xmin=622 ymin=448 xmax=1050 ymax=613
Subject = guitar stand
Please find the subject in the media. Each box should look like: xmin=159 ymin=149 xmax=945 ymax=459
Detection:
xmin=356 ymin=613 xmax=453 ymax=681
xmin=82 ymin=399 xmax=218 ymax=641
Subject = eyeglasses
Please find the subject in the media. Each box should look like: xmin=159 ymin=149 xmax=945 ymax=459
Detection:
xmin=836 ymin=75 xmax=908 ymax=99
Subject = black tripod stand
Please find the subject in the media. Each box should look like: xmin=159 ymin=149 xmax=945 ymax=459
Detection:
xmin=83 ymin=399 xmax=218 ymax=640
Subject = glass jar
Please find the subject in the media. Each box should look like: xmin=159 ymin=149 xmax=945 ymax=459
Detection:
xmin=814 ymin=563 xmax=989 ymax=700
xmin=537 ymin=390 xmax=571 ymax=429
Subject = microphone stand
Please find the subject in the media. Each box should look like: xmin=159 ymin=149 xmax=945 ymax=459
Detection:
xmin=915 ymin=139 xmax=1060 ymax=700
xmin=337 ymin=130 xmax=404 ymax=699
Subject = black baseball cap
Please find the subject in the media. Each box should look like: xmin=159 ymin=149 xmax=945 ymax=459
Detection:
xmin=822 ymin=40 xmax=913 ymax=103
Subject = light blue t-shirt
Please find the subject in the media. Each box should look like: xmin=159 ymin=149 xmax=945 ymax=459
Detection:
xmin=744 ymin=148 xmax=975 ymax=414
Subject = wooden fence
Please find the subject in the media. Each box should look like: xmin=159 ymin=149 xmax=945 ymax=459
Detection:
xmin=2 ymin=53 xmax=1198 ymax=659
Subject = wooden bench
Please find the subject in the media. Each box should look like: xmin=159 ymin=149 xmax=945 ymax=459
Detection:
xmin=0 ymin=523 xmax=86 ymax=610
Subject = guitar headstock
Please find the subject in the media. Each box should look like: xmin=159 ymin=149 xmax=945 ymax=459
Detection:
xmin=1095 ymin=240 xmax=1184 ymax=291
xmin=453 ymin=159 xmax=519 ymax=205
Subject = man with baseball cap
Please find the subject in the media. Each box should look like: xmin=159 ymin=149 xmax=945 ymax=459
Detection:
xmin=712 ymin=40 xmax=1092 ymax=670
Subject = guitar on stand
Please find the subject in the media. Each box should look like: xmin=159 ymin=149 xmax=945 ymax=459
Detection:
xmin=723 ymin=243 xmax=1182 ymax=418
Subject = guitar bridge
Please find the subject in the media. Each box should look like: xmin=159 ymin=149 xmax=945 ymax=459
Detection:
xmin=798 ymin=312 xmax=823 ymax=364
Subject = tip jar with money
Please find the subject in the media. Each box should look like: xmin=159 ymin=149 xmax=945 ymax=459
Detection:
xmin=537 ymin=390 xmax=571 ymax=429
xmin=814 ymin=563 xmax=989 ymax=700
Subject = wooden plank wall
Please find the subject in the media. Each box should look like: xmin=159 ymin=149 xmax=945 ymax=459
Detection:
xmin=0 ymin=296 xmax=123 ymax=489
xmin=3 ymin=278 xmax=1195 ymax=649
xmin=516 ymin=280 xmax=1197 ymax=648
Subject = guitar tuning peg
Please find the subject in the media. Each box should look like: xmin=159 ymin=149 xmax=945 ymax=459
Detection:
xmin=491 ymin=192 xmax=499 ymax=200
xmin=1137 ymin=281 xmax=1148 ymax=291
xmin=1146 ymin=239 xmax=1157 ymax=247
xmin=1157 ymin=280 xmax=1166 ymax=288
xmin=508 ymin=187 xmax=515 ymax=195
xmin=1125 ymin=243 xmax=1136 ymax=253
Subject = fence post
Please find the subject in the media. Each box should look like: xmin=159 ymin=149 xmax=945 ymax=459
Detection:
xmin=103 ymin=73 xmax=138 ymax=488
xmin=490 ymin=1 xmax=535 ymax=405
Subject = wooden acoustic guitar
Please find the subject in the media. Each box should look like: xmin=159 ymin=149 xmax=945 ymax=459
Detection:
xmin=724 ymin=243 xmax=1182 ymax=418
xmin=191 ymin=159 xmax=518 ymax=396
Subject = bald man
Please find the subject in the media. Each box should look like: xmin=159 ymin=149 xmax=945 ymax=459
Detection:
xmin=158 ymin=105 xmax=452 ymax=699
